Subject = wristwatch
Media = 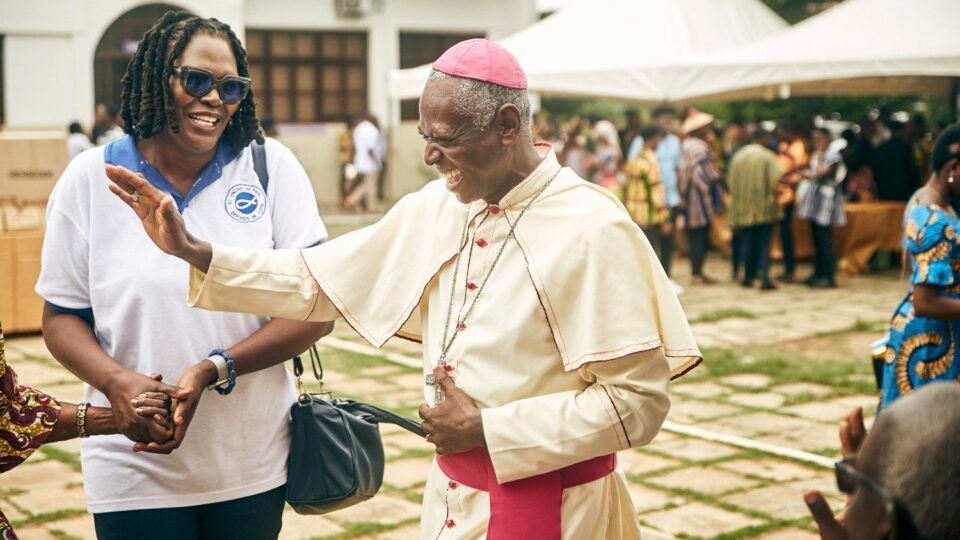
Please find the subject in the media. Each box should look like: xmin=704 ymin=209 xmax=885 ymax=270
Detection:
xmin=206 ymin=353 xmax=233 ymax=393
xmin=207 ymin=348 xmax=237 ymax=395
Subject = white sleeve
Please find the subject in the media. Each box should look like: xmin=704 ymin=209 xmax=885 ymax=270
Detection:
xmin=188 ymin=244 xmax=340 ymax=322
xmin=481 ymin=348 xmax=671 ymax=483
xmin=263 ymin=139 xmax=328 ymax=249
xmin=35 ymin=155 xmax=94 ymax=309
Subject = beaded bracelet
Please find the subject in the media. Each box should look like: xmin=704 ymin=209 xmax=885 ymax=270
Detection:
xmin=77 ymin=402 xmax=89 ymax=438
xmin=208 ymin=348 xmax=237 ymax=395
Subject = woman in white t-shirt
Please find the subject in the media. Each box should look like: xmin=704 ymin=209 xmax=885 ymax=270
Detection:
xmin=37 ymin=12 xmax=331 ymax=539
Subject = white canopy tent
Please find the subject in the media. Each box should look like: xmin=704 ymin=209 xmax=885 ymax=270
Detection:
xmin=389 ymin=0 xmax=787 ymax=102
xmin=668 ymin=0 xmax=960 ymax=102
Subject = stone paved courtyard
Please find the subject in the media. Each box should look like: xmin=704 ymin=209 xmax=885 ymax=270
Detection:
xmin=1 ymin=254 xmax=904 ymax=539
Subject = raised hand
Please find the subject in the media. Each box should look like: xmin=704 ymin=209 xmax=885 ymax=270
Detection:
xmin=839 ymin=407 xmax=866 ymax=457
xmin=832 ymin=406 xmax=868 ymax=520
xmin=106 ymin=164 xmax=213 ymax=272
xmin=106 ymin=164 xmax=189 ymax=256
xmin=418 ymin=366 xmax=485 ymax=455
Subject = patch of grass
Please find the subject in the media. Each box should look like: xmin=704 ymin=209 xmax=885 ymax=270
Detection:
xmin=711 ymin=518 xmax=814 ymax=540
xmin=689 ymin=309 xmax=758 ymax=324
xmin=385 ymin=447 xmax=434 ymax=462
xmin=33 ymin=379 xmax=86 ymax=389
xmin=3 ymin=346 xmax=58 ymax=366
xmin=807 ymin=447 xmax=843 ymax=458
xmin=380 ymin=484 xmax=424 ymax=504
xmin=308 ymin=348 xmax=401 ymax=379
xmin=12 ymin=508 xmax=86 ymax=528
xmin=313 ymin=517 xmax=420 ymax=539
xmin=731 ymin=448 xmax=831 ymax=476
xmin=634 ymin=478 xmax=774 ymax=523
xmin=40 ymin=446 xmax=82 ymax=472
xmin=49 ymin=529 xmax=83 ymax=540
xmin=781 ymin=391 xmax=832 ymax=406
xmin=816 ymin=318 xmax=887 ymax=337
xmin=851 ymin=318 xmax=885 ymax=333
xmin=626 ymin=448 xmax=760 ymax=481
xmin=0 ymin=487 xmax=26 ymax=497
xmin=687 ymin=346 xmax=876 ymax=395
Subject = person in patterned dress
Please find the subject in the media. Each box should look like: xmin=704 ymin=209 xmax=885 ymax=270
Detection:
xmin=0 ymin=323 xmax=175 ymax=539
xmin=883 ymin=124 xmax=960 ymax=409
xmin=623 ymin=125 xmax=671 ymax=265
xmin=678 ymin=110 xmax=725 ymax=285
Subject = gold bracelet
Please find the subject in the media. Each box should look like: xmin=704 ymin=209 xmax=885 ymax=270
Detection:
xmin=77 ymin=402 xmax=89 ymax=438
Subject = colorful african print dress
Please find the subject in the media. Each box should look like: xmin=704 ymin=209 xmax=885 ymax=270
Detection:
xmin=883 ymin=204 xmax=960 ymax=409
xmin=0 ymin=324 xmax=62 ymax=540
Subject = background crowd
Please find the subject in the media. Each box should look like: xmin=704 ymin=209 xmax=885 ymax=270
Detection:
xmin=533 ymin=104 xmax=938 ymax=292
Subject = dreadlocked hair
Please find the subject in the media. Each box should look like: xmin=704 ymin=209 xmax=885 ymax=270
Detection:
xmin=119 ymin=10 xmax=263 ymax=151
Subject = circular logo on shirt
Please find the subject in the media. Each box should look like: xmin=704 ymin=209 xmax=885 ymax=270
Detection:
xmin=224 ymin=184 xmax=267 ymax=223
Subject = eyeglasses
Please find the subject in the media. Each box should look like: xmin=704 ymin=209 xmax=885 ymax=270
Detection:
xmin=835 ymin=457 xmax=922 ymax=538
xmin=170 ymin=66 xmax=251 ymax=105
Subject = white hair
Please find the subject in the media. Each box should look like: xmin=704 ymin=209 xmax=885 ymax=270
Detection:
xmin=427 ymin=70 xmax=531 ymax=133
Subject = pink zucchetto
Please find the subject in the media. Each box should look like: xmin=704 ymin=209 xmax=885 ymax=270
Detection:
xmin=431 ymin=38 xmax=527 ymax=89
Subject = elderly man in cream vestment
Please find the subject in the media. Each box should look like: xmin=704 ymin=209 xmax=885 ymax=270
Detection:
xmin=107 ymin=39 xmax=702 ymax=540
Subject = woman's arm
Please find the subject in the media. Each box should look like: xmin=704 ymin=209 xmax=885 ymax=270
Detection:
xmin=45 ymin=402 xmax=117 ymax=442
xmin=913 ymin=285 xmax=960 ymax=321
xmin=138 ymin=318 xmax=333 ymax=454
xmin=42 ymin=306 xmax=189 ymax=444
xmin=912 ymin=284 xmax=960 ymax=319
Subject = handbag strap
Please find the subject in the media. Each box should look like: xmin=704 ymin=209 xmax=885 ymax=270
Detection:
xmin=293 ymin=344 xmax=326 ymax=397
xmin=292 ymin=345 xmax=323 ymax=381
xmin=251 ymin=141 xmax=269 ymax=192
xmin=292 ymin=347 xmax=426 ymax=438
xmin=336 ymin=399 xmax=427 ymax=438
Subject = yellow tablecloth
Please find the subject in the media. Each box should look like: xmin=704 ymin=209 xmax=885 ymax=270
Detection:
xmin=772 ymin=202 xmax=906 ymax=275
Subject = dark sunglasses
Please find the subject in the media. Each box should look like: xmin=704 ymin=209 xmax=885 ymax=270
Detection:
xmin=835 ymin=457 xmax=922 ymax=539
xmin=170 ymin=66 xmax=251 ymax=105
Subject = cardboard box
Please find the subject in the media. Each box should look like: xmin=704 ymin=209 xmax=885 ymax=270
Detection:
xmin=1 ymin=199 xmax=46 ymax=231
xmin=0 ymin=132 xmax=69 ymax=201
xmin=0 ymin=229 xmax=45 ymax=334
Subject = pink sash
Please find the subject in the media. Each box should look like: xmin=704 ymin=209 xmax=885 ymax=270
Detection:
xmin=436 ymin=447 xmax=616 ymax=539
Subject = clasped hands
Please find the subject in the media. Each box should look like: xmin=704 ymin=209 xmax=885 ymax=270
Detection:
xmin=418 ymin=367 xmax=486 ymax=455
xmin=107 ymin=360 xmax=217 ymax=455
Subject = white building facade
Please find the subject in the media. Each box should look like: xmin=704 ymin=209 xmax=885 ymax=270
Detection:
xmin=0 ymin=0 xmax=538 ymax=202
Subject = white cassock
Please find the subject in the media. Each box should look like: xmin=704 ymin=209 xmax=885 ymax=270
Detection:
xmin=187 ymin=146 xmax=702 ymax=539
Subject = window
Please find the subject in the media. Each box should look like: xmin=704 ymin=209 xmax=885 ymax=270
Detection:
xmin=246 ymin=30 xmax=367 ymax=123
xmin=398 ymin=32 xmax=484 ymax=121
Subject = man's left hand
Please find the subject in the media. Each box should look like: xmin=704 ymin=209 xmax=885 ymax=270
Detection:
xmin=418 ymin=367 xmax=485 ymax=455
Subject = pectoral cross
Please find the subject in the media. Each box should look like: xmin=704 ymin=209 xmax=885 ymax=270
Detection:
xmin=425 ymin=373 xmax=444 ymax=406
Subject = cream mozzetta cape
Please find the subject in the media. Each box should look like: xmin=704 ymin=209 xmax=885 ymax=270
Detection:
xmin=302 ymin=149 xmax=701 ymax=378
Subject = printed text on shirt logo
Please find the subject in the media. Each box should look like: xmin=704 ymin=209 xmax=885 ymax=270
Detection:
xmin=224 ymin=184 xmax=267 ymax=223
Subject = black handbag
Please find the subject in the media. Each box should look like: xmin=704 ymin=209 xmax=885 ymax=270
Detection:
xmin=285 ymin=345 xmax=426 ymax=514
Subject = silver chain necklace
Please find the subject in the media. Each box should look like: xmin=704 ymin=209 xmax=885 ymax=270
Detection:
xmin=427 ymin=168 xmax=560 ymax=405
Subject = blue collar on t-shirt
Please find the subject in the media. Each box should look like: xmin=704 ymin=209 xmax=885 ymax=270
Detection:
xmin=104 ymin=135 xmax=241 ymax=213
